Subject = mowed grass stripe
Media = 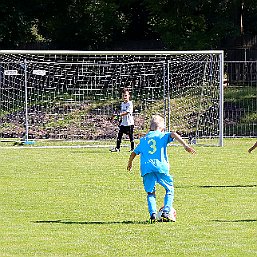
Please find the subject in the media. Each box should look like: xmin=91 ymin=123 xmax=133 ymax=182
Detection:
xmin=0 ymin=138 xmax=256 ymax=256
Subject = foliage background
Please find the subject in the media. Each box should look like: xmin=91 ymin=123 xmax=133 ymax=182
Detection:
xmin=1 ymin=0 xmax=257 ymax=50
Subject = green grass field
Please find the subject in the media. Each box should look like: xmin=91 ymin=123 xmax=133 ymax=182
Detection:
xmin=0 ymin=138 xmax=256 ymax=256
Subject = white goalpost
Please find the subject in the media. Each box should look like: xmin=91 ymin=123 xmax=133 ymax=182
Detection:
xmin=0 ymin=50 xmax=224 ymax=147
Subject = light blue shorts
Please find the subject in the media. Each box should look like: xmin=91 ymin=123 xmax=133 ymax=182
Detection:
xmin=143 ymin=172 xmax=174 ymax=193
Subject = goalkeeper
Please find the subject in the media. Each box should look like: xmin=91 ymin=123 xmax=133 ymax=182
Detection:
xmin=127 ymin=115 xmax=196 ymax=223
xmin=110 ymin=88 xmax=134 ymax=152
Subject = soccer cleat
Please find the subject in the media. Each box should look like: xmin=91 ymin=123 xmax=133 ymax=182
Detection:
xmin=160 ymin=209 xmax=176 ymax=222
xmin=160 ymin=212 xmax=170 ymax=222
xmin=150 ymin=213 xmax=157 ymax=223
xmin=110 ymin=148 xmax=120 ymax=152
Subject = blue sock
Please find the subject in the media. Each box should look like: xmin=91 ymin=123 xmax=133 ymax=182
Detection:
xmin=163 ymin=188 xmax=174 ymax=213
xmin=147 ymin=193 xmax=157 ymax=216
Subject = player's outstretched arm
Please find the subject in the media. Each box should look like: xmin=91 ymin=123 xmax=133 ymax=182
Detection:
xmin=184 ymin=145 xmax=196 ymax=154
xmin=171 ymin=132 xmax=196 ymax=154
xmin=127 ymin=152 xmax=137 ymax=171
xmin=248 ymin=141 xmax=257 ymax=153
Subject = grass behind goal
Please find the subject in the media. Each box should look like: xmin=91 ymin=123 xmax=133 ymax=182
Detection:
xmin=0 ymin=138 xmax=256 ymax=256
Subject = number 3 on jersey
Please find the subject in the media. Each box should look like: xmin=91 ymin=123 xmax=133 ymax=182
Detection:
xmin=148 ymin=139 xmax=157 ymax=154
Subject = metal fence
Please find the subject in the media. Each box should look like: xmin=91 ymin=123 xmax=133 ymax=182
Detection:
xmin=224 ymin=61 xmax=257 ymax=137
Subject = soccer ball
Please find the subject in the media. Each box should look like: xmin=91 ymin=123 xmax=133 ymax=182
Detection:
xmin=157 ymin=206 xmax=177 ymax=222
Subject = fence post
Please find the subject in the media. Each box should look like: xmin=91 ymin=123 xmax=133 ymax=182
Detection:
xmin=24 ymin=59 xmax=29 ymax=143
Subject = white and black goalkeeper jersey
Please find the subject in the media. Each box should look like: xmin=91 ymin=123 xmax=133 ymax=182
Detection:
xmin=120 ymin=101 xmax=134 ymax=126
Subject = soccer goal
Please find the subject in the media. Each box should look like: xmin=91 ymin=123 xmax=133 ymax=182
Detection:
xmin=0 ymin=50 xmax=224 ymax=147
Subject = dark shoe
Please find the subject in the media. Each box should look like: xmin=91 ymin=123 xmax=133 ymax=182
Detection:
xmin=160 ymin=212 xmax=170 ymax=222
xmin=129 ymin=149 xmax=134 ymax=152
xmin=150 ymin=213 xmax=157 ymax=223
xmin=160 ymin=210 xmax=176 ymax=222
xmin=110 ymin=148 xmax=120 ymax=152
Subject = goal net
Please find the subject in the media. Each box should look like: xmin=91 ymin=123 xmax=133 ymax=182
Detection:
xmin=0 ymin=50 xmax=224 ymax=147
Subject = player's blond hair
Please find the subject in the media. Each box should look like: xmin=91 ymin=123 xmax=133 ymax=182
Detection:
xmin=150 ymin=115 xmax=165 ymax=131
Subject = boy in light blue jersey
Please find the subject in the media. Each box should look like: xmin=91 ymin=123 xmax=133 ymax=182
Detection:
xmin=127 ymin=115 xmax=196 ymax=223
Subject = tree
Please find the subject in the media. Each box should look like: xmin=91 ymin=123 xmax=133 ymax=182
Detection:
xmin=144 ymin=0 xmax=247 ymax=49
xmin=242 ymin=0 xmax=257 ymax=35
xmin=1 ymin=0 xmax=257 ymax=50
xmin=34 ymin=0 xmax=125 ymax=49
xmin=0 ymin=0 xmax=38 ymax=48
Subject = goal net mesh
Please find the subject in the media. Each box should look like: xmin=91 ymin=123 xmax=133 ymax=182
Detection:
xmin=0 ymin=51 xmax=223 ymax=147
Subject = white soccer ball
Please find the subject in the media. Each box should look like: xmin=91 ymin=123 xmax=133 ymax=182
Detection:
xmin=157 ymin=206 xmax=177 ymax=222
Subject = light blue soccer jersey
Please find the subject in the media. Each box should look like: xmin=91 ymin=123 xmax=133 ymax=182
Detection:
xmin=134 ymin=130 xmax=174 ymax=176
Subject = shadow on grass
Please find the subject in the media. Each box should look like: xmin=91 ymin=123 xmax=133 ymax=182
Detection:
xmin=199 ymin=185 xmax=256 ymax=188
xmin=177 ymin=184 xmax=256 ymax=188
xmin=33 ymin=220 xmax=149 ymax=225
xmin=213 ymin=219 xmax=256 ymax=223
